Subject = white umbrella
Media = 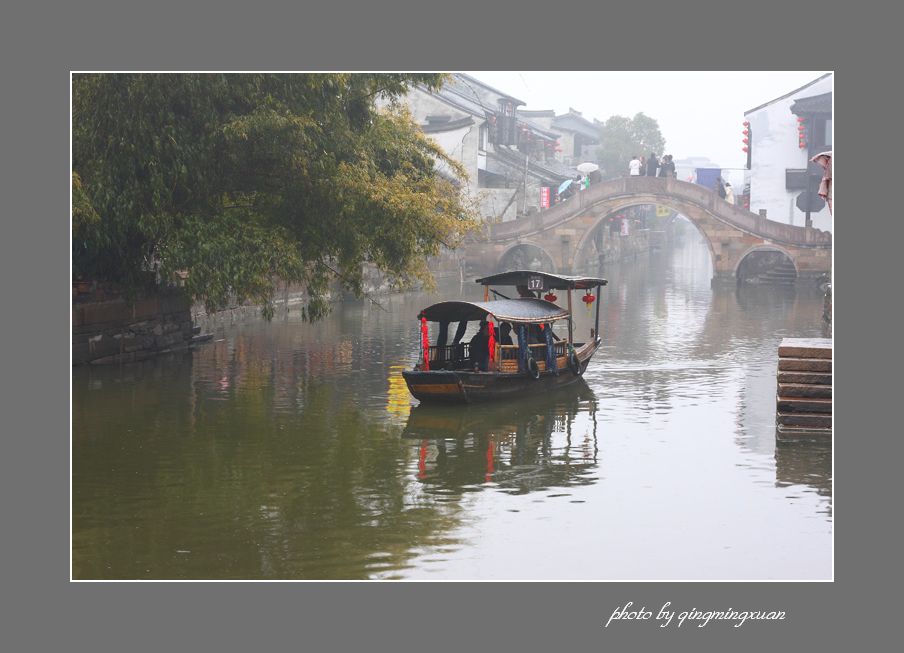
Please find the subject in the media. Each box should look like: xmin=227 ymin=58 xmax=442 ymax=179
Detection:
xmin=576 ymin=162 xmax=599 ymax=174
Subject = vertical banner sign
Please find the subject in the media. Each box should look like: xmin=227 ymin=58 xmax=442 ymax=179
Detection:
xmin=621 ymin=218 xmax=630 ymax=236
xmin=421 ymin=317 xmax=430 ymax=371
xmin=540 ymin=186 xmax=550 ymax=209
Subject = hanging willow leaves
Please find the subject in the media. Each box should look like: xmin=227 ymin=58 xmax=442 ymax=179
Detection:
xmin=72 ymin=73 xmax=479 ymax=319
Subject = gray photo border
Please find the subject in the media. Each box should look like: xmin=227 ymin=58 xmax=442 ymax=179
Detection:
xmin=8 ymin=0 xmax=893 ymax=650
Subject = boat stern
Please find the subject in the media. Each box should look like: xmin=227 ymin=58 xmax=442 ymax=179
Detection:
xmin=402 ymin=370 xmax=467 ymax=402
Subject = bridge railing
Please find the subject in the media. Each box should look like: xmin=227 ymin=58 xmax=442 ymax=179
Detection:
xmin=487 ymin=176 xmax=831 ymax=247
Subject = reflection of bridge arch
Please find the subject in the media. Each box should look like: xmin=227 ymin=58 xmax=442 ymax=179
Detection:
xmin=468 ymin=177 xmax=832 ymax=283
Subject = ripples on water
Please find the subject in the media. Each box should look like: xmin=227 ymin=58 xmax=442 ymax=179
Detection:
xmin=72 ymin=234 xmax=831 ymax=580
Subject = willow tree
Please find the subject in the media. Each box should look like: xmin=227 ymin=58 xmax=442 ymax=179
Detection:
xmin=72 ymin=73 xmax=478 ymax=319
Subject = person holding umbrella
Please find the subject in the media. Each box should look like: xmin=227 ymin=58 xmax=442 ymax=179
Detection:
xmin=557 ymin=178 xmax=574 ymax=201
xmin=576 ymin=162 xmax=599 ymax=190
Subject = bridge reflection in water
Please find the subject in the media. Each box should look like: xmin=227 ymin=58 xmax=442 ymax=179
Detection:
xmin=403 ymin=381 xmax=599 ymax=496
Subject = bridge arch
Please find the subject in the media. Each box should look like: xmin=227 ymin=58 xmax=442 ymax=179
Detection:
xmin=572 ymin=200 xmax=719 ymax=275
xmin=497 ymin=241 xmax=557 ymax=273
xmin=481 ymin=176 xmax=832 ymax=283
xmin=735 ymin=244 xmax=799 ymax=276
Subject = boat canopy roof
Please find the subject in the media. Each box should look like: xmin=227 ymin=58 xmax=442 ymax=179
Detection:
xmin=475 ymin=270 xmax=608 ymax=290
xmin=419 ymin=298 xmax=570 ymax=324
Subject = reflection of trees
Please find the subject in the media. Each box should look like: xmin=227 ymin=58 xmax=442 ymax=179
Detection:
xmin=403 ymin=382 xmax=599 ymax=495
xmin=72 ymin=345 xmax=465 ymax=580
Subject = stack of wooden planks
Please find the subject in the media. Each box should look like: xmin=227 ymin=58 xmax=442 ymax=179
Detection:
xmin=776 ymin=338 xmax=832 ymax=437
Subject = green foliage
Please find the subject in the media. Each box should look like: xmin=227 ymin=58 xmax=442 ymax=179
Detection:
xmin=595 ymin=112 xmax=667 ymax=180
xmin=72 ymin=73 xmax=478 ymax=318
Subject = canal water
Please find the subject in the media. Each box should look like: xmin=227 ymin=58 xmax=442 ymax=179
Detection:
xmin=72 ymin=230 xmax=832 ymax=580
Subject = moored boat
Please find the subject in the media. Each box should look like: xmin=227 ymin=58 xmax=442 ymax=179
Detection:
xmin=402 ymin=270 xmax=607 ymax=403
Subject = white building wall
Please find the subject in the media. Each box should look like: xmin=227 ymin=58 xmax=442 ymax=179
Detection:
xmin=746 ymin=75 xmax=833 ymax=233
xmin=477 ymin=188 xmax=519 ymax=223
xmin=391 ymin=87 xmax=484 ymax=214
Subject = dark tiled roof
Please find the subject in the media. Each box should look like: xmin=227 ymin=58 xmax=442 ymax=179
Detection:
xmin=744 ymin=73 xmax=833 ymax=115
xmin=455 ymin=73 xmax=525 ymax=105
xmin=552 ymin=112 xmax=599 ymax=139
xmin=421 ymin=116 xmax=475 ymax=133
xmin=517 ymin=117 xmax=560 ymax=140
xmin=791 ymin=92 xmax=832 ymax=115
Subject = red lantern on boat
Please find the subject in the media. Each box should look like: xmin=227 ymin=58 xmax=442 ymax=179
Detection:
xmin=582 ymin=291 xmax=596 ymax=313
xmin=544 ymin=292 xmax=557 ymax=303
xmin=487 ymin=320 xmax=496 ymax=365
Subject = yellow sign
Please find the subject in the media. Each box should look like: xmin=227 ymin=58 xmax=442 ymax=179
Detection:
xmin=656 ymin=205 xmax=671 ymax=217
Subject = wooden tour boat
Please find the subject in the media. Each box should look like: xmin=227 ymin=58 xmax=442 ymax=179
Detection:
xmin=402 ymin=270 xmax=607 ymax=403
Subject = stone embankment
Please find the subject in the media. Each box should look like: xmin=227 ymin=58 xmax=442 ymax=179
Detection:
xmin=73 ymin=253 xmax=467 ymax=365
xmin=72 ymin=289 xmax=199 ymax=365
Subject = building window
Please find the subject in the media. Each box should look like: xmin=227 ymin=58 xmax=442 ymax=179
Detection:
xmin=811 ymin=116 xmax=832 ymax=150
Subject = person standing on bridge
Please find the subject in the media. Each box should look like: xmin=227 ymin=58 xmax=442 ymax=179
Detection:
xmin=658 ymin=155 xmax=675 ymax=178
xmin=715 ymin=176 xmax=727 ymax=199
xmin=629 ymin=155 xmax=641 ymax=176
xmin=724 ymin=182 xmax=735 ymax=205
xmin=646 ymin=153 xmax=660 ymax=177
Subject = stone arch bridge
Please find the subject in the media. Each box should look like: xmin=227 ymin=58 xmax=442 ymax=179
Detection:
xmin=466 ymin=176 xmax=832 ymax=283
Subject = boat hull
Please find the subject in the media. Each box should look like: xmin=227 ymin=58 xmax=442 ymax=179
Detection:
xmin=403 ymin=340 xmax=598 ymax=404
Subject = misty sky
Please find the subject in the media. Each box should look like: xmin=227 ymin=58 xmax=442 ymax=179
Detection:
xmin=463 ymin=71 xmax=830 ymax=170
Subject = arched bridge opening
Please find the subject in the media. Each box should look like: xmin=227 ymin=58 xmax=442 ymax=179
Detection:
xmin=471 ymin=176 xmax=831 ymax=284
xmin=569 ymin=202 xmax=718 ymax=278
xmin=497 ymin=242 xmax=557 ymax=274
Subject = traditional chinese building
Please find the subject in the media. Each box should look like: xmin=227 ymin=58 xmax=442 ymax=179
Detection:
xmin=517 ymin=107 xmax=601 ymax=167
xmin=399 ymin=74 xmax=570 ymax=222
xmin=743 ymin=73 xmax=833 ymax=232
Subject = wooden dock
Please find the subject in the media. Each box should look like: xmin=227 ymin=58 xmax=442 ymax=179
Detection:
xmin=776 ymin=338 xmax=832 ymax=438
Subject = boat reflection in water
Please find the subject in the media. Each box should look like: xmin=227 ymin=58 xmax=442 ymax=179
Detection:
xmin=402 ymin=380 xmax=599 ymax=496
